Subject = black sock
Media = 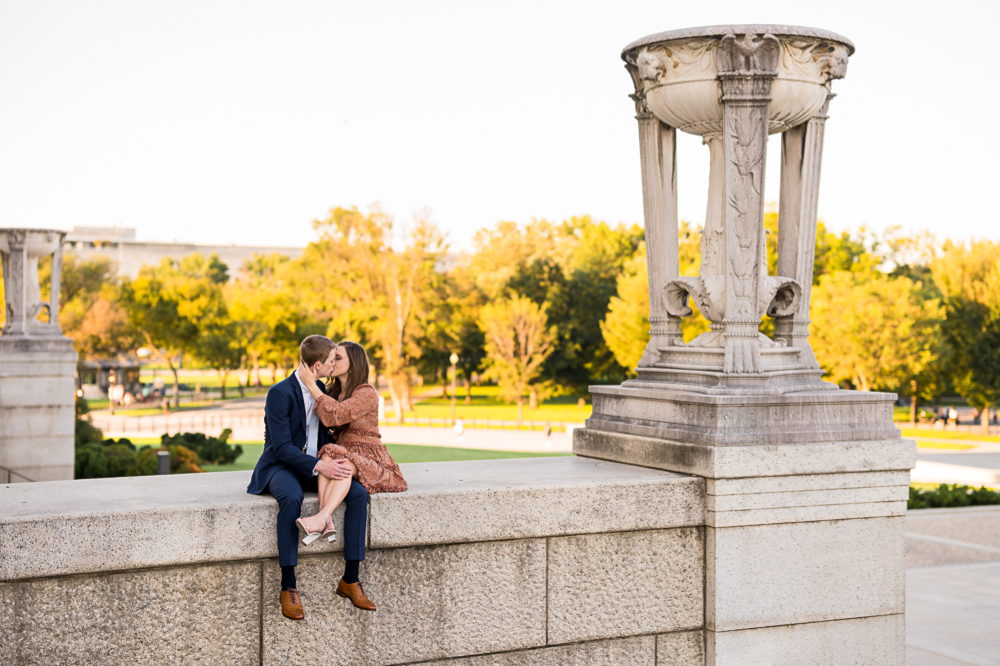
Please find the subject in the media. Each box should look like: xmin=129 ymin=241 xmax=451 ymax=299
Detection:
xmin=343 ymin=560 xmax=360 ymax=584
xmin=281 ymin=566 xmax=296 ymax=591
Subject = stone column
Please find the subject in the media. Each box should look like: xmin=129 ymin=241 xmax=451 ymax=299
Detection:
xmin=774 ymin=95 xmax=834 ymax=369
xmin=629 ymin=64 xmax=682 ymax=367
xmin=716 ymin=34 xmax=779 ymax=374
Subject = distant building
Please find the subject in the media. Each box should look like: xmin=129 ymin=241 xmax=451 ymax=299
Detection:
xmin=65 ymin=226 xmax=302 ymax=280
xmin=76 ymin=355 xmax=141 ymax=399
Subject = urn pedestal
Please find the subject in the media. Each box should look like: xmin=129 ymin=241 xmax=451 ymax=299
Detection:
xmin=0 ymin=228 xmax=77 ymax=482
xmin=575 ymin=26 xmax=911 ymax=665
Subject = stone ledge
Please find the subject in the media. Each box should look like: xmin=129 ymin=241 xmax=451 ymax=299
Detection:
xmin=574 ymin=429 xmax=916 ymax=478
xmin=371 ymin=457 xmax=702 ymax=548
xmin=0 ymin=457 xmax=703 ymax=582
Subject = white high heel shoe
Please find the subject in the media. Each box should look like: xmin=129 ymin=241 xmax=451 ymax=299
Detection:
xmin=295 ymin=518 xmax=322 ymax=546
xmin=322 ymin=519 xmax=337 ymax=543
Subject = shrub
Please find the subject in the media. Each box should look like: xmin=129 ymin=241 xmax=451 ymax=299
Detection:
xmin=909 ymin=484 xmax=1000 ymax=510
xmin=134 ymin=445 xmax=204 ymax=475
xmin=75 ymin=396 xmax=104 ymax=448
xmin=75 ymin=439 xmax=139 ymax=479
xmin=159 ymin=429 xmax=242 ymax=465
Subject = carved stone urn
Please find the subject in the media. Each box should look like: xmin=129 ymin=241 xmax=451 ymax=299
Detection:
xmin=0 ymin=228 xmax=68 ymax=337
xmin=620 ymin=25 xmax=853 ymax=388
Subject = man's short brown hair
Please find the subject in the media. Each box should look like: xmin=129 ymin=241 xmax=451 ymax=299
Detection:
xmin=299 ymin=335 xmax=336 ymax=367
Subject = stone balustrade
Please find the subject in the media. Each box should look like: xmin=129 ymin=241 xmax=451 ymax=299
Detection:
xmin=0 ymin=457 xmax=707 ymax=666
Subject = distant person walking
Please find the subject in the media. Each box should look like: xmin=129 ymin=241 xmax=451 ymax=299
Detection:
xmin=296 ymin=341 xmax=407 ymax=611
xmin=948 ymin=406 xmax=959 ymax=425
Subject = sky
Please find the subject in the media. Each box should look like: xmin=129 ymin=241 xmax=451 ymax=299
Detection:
xmin=0 ymin=0 xmax=997 ymax=252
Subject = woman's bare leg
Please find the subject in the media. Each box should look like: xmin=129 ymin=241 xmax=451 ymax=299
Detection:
xmin=300 ymin=455 xmax=358 ymax=532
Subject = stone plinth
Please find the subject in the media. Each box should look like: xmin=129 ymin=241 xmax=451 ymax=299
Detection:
xmin=575 ymin=428 xmax=913 ymax=666
xmin=0 ymin=336 xmax=77 ymax=482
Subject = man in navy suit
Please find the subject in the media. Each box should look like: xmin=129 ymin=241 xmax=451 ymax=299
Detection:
xmin=247 ymin=335 xmax=369 ymax=620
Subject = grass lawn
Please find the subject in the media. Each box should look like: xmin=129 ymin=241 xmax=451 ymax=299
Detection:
xmin=198 ymin=442 xmax=569 ymax=472
xmin=393 ymin=386 xmax=592 ymax=423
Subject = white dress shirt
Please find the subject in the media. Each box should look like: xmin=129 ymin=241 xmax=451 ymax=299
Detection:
xmin=294 ymin=372 xmax=320 ymax=460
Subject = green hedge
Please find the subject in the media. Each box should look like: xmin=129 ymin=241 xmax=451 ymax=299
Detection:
xmin=73 ymin=398 xmax=242 ymax=479
xmin=909 ymin=484 xmax=1000 ymax=509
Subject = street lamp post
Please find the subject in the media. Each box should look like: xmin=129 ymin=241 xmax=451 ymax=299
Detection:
xmin=449 ymin=352 xmax=458 ymax=425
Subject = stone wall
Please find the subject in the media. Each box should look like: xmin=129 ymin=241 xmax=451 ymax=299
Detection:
xmin=0 ymin=457 xmax=707 ymax=666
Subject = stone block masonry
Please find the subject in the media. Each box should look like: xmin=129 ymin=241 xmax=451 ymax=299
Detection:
xmin=0 ymin=457 xmax=706 ymax=666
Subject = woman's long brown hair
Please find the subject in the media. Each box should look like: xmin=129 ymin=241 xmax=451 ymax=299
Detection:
xmin=326 ymin=341 xmax=371 ymax=441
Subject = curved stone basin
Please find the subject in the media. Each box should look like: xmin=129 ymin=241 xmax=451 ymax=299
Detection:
xmin=622 ymin=25 xmax=853 ymax=135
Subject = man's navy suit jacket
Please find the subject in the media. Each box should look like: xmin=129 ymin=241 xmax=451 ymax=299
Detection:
xmin=247 ymin=374 xmax=329 ymax=496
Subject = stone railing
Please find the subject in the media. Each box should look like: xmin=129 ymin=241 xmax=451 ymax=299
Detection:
xmin=0 ymin=457 xmax=706 ymax=666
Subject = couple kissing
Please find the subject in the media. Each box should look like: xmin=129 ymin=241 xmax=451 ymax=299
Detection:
xmin=246 ymin=335 xmax=407 ymax=620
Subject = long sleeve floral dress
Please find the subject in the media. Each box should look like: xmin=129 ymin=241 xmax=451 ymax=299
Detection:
xmin=315 ymin=384 xmax=407 ymax=494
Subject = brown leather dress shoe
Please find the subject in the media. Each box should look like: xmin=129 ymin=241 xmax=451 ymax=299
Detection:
xmin=281 ymin=589 xmax=304 ymax=620
xmin=337 ymin=579 xmax=376 ymax=611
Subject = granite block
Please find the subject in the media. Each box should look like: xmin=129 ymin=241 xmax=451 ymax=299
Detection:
xmin=373 ymin=457 xmax=703 ymax=548
xmin=706 ymin=485 xmax=908 ymax=512
xmin=262 ymin=539 xmax=546 ymax=666
xmin=706 ymin=470 xmax=910 ymax=495
xmin=0 ymin=435 xmax=75 ymax=468
xmin=586 ymin=386 xmax=899 ymax=445
xmin=707 ymin=500 xmax=907 ymax=528
xmin=706 ymin=614 xmax=905 ymax=666
xmin=547 ymin=528 xmax=703 ymax=644
xmin=0 ymin=405 xmax=75 ymax=438
xmin=0 ymin=375 xmax=75 ymax=407
xmin=0 ymin=561 xmax=260 ymax=665
xmin=419 ymin=636 xmax=655 ymax=665
xmin=657 ymin=630 xmax=705 ymax=666
xmin=706 ymin=517 xmax=905 ymax=631
xmin=574 ymin=429 xmax=916 ymax=478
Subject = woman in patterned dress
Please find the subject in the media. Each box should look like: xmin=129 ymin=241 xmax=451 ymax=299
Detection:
xmin=295 ymin=341 xmax=406 ymax=609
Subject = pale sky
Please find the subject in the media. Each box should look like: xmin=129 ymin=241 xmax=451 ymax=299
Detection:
xmin=0 ymin=0 xmax=997 ymax=252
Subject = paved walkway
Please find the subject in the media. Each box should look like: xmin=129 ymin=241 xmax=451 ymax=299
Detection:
xmin=906 ymin=506 xmax=1000 ymax=665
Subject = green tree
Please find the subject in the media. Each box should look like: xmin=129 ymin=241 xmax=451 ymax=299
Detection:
xmin=304 ymin=205 xmax=445 ymax=422
xmin=932 ymin=240 xmax=1000 ymax=434
xmin=600 ymin=223 xmax=709 ymax=373
xmin=468 ymin=216 xmax=642 ymax=391
xmin=228 ymin=254 xmax=314 ymax=387
xmin=36 ymin=254 xmax=139 ymax=358
xmin=810 ymin=270 xmax=942 ymax=392
xmin=123 ymin=253 xmax=229 ymax=406
xmin=478 ymin=294 xmax=557 ymax=423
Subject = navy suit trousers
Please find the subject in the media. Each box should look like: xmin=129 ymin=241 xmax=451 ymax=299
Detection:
xmin=265 ymin=468 xmax=368 ymax=567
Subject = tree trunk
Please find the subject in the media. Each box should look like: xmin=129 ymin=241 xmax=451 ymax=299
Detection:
xmin=387 ymin=375 xmax=404 ymax=424
xmin=529 ymin=388 xmax=538 ymax=410
xmin=251 ymin=353 xmax=262 ymax=387
xmin=400 ymin=375 xmax=413 ymax=413
xmin=268 ymin=363 xmax=276 ymax=385
xmin=218 ymin=370 xmax=228 ymax=400
xmin=910 ymin=380 xmax=918 ymax=427
xmin=464 ymin=377 xmax=471 ymax=404
xmin=171 ymin=364 xmax=181 ymax=408
xmin=442 ymin=367 xmax=448 ymax=398
xmin=517 ymin=397 xmax=524 ymax=425
xmin=983 ymin=406 xmax=991 ymax=436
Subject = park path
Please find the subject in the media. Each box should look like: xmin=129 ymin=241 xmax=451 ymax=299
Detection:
xmin=905 ymin=506 xmax=1000 ymax=665
xmin=93 ymin=394 xmax=576 ymax=453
